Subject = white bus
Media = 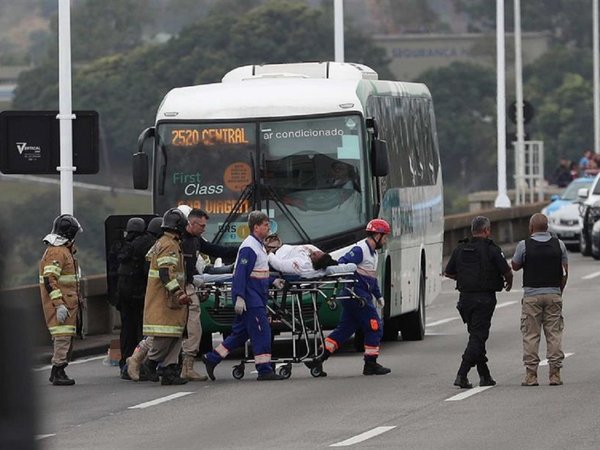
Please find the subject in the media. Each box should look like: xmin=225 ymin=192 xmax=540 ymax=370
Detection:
xmin=133 ymin=61 xmax=443 ymax=342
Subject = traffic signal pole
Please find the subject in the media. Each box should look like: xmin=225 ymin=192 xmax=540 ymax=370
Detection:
xmin=57 ymin=0 xmax=75 ymax=215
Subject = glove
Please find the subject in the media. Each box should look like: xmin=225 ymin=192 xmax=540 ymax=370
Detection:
xmin=176 ymin=290 xmax=191 ymax=305
xmin=272 ymin=278 xmax=286 ymax=290
xmin=376 ymin=297 xmax=385 ymax=308
xmin=56 ymin=304 xmax=69 ymax=324
xmin=234 ymin=296 xmax=247 ymax=315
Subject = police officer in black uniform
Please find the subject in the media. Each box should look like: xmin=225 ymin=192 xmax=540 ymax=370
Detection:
xmin=444 ymin=216 xmax=513 ymax=389
xmin=117 ymin=217 xmax=157 ymax=378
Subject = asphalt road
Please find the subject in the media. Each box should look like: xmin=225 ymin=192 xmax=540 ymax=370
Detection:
xmin=34 ymin=251 xmax=600 ymax=450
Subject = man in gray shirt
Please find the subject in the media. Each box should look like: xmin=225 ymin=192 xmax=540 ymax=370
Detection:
xmin=511 ymin=213 xmax=568 ymax=386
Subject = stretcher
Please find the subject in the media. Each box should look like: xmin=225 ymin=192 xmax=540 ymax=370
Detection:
xmin=192 ymin=263 xmax=362 ymax=379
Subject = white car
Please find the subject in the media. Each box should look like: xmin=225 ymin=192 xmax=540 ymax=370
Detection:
xmin=547 ymin=202 xmax=582 ymax=249
xmin=577 ymin=172 xmax=600 ymax=255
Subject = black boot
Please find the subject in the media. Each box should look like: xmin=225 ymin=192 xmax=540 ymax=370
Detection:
xmin=160 ymin=364 xmax=188 ymax=385
xmin=477 ymin=362 xmax=496 ymax=387
xmin=49 ymin=365 xmax=58 ymax=383
xmin=52 ymin=364 xmax=75 ymax=386
xmin=141 ymin=359 xmax=160 ymax=382
xmin=453 ymin=375 xmax=473 ymax=389
xmin=257 ymin=371 xmax=286 ymax=381
xmin=201 ymin=353 xmax=218 ymax=381
xmin=363 ymin=358 xmax=391 ymax=376
xmin=454 ymin=359 xmax=473 ymax=388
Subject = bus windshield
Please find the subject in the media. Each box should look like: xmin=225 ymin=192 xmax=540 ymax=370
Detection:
xmin=155 ymin=115 xmax=368 ymax=245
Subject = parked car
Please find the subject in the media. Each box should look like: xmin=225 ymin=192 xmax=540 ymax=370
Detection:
xmin=577 ymin=173 xmax=600 ymax=255
xmin=542 ymin=177 xmax=593 ymax=216
xmin=591 ymin=214 xmax=600 ymax=259
xmin=547 ymin=203 xmax=582 ymax=250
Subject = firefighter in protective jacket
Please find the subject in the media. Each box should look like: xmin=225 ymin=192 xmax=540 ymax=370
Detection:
xmin=39 ymin=214 xmax=83 ymax=386
xmin=141 ymin=208 xmax=191 ymax=385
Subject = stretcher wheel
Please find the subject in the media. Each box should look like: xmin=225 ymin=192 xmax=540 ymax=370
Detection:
xmin=232 ymin=365 xmax=245 ymax=380
xmin=310 ymin=365 xmax=323 ymax=378
xmin=278 ymin=364 xmax=292 ymax=379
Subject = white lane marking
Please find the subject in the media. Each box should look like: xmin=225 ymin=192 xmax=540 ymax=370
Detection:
xmin=427 ymin=317 xmax=459 ymax=327
xmin=496 ymin=300 xmax=519 ymax=309
xmin=427 ymin=300 xmax=518 ymax=328
xmin=330 ymin=426 xmax=397 ymax=447
xmin=425 ymin=332 xmax=456 ymax=336
xmin=36 ymin=434 xmax=56 ymax=440
xmin=128 ymin=392 xmax=193 ymax=409
xmin=582 ymin=271 xmax=600 ymax=280
xmin=443 ymin=289 xmax=523 ymax=296
xmin=539 ymin=352 xmax=574 ymax=366
xmin=445 ymin=386 xmax=494 ymax=401
xmin=33 ymin=355 xmax=106 ymax=372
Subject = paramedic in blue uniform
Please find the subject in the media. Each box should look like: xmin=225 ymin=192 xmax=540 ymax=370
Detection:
xmin=202 ymin=211 xmax=285 ymax=381
xmin=315 ymin=219 xmax=392 ymax=376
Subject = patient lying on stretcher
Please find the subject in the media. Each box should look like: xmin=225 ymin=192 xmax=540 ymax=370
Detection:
xmin=264 ymin=234 xmax=356 ymax=279
xmin=192 ymin=234 xmax=356 ymax=286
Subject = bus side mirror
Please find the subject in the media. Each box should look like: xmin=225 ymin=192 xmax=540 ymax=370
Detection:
xmin=133 ymin=127 xmax=155 ymax=190
xmin=132 ymin=152 xmax=149 ymax=189
xmin=372 ymin=139 xmax=389 ymax=177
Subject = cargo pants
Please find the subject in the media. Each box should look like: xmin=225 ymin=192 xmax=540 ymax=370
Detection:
xmin=521 ymin=294 xmax=565 ymax=370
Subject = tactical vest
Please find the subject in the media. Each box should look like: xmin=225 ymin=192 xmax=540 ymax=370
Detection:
xmin=455 ymin=238 xmax=504 ymax=292
xmin=523 ymin=237 xmax=562 ymax=288
xmin=117 ymin=234 xmax=152 ymax=299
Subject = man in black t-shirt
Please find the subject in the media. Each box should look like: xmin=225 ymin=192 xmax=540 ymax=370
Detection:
xmin=179 ymin=207 xmax=238 ymax=381
xmin=445 ymin=216 xmax=513 ymax=389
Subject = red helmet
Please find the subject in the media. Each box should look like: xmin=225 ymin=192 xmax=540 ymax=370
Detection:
xmin=366 ymin=218 xmax=391 ymax=234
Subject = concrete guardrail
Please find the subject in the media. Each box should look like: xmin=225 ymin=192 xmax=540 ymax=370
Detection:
xmin=2 ymin=202 xmax=548 ymax=346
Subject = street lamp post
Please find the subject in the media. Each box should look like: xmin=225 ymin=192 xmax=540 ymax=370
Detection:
xmin=495 ymin=0 xmax=511 ymax=208
xmin=57 ymin=0 xmax=75 ymax=215
xmin=334 ymin=0 xmax=344 ymax=63
xmin=594 ymin=0 xmax=599 ymax=154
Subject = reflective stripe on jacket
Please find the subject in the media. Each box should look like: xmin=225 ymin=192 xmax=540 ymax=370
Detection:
xmin=143 ymin=231 xmax=187 ymax=337
xmin=38 ymin=245 xmax=80 ymax=337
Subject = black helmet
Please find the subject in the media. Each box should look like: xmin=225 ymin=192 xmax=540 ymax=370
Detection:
xmin=147 ymin=217 xmax=163 ymax=237
xmin=161 ymin=208 xmax=187 ymax=234
xmin=51 ymin=214 xmax=82 ymax=241
xmin=126 ymin=217 xmax=146 ymax=234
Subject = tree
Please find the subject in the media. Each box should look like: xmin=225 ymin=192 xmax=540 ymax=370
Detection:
xmin=45 ymin=0 xmax=152 ymax=63
xmin=456 ymin=0 xmax=593 ymax=48
xmin=14 ymin=0 xmax=392 ymax=178
xmin=418 ymin=62 xmax=497 ymax=213
xmin=523 ymin=48 xmax=594 ymax=170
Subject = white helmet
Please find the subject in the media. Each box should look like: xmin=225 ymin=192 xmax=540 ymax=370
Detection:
xmin=177 ymin=204 xmax=192 ymax=218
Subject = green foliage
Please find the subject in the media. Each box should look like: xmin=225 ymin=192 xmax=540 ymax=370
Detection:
xmin=374 ymin=0 xmax=449 ymax=33
xmin=1 ymin=178 xmax=151 ymax=288
xmin=13 ymin=0 xmax=391 ymax=177
xmin=418 ymin=62 xmax=497 ymax=196
xmin=457 ymin=0 xmax=593 ymax=47
xmin=47 ymin=0 xmax=152 ymax=62
xmin=523 ymin=47 xmax=594 ymax=169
